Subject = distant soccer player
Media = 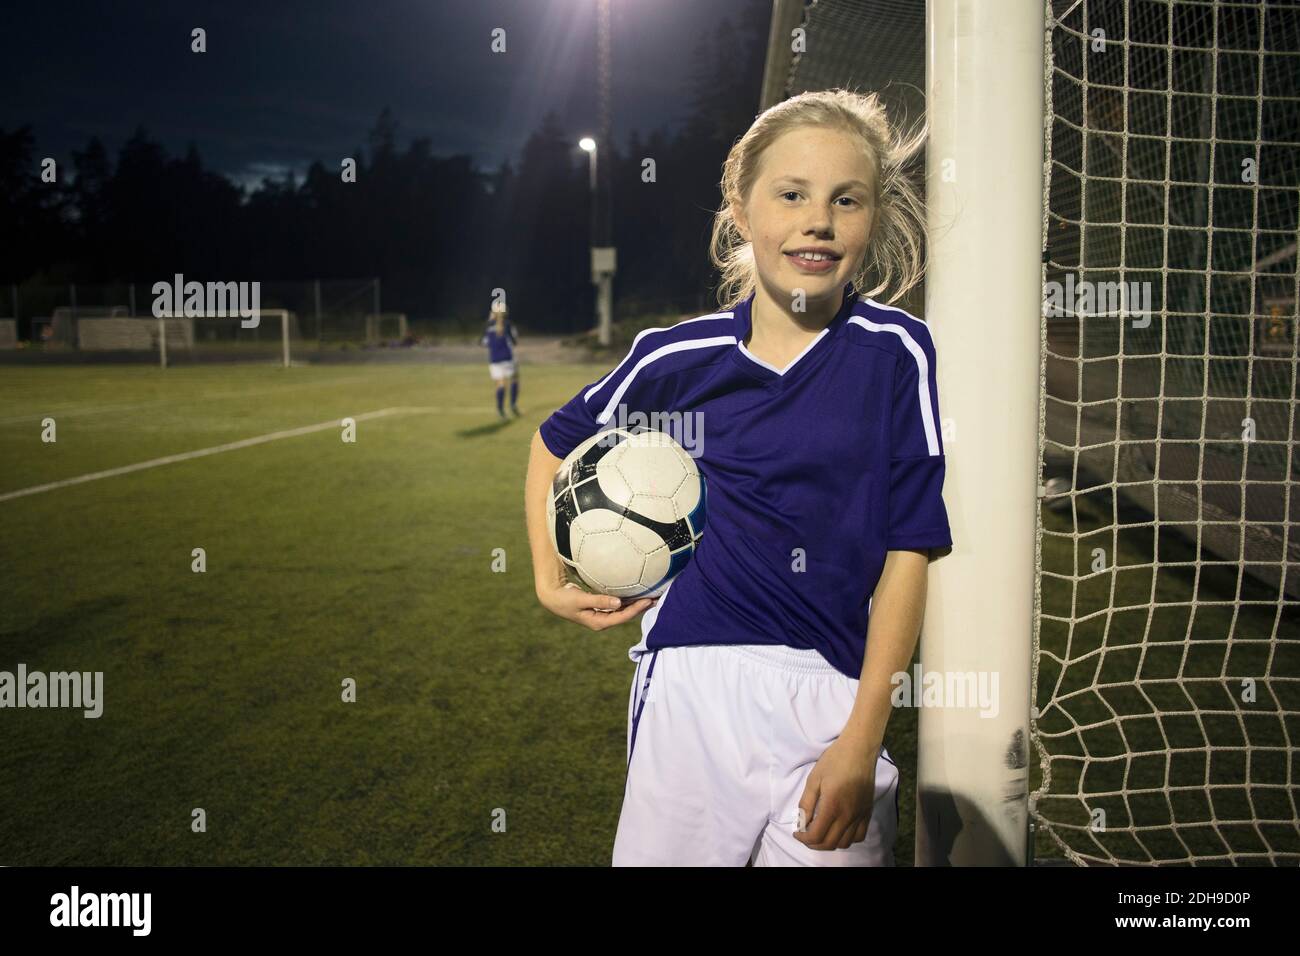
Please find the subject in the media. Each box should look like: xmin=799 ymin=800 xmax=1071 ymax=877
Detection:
xmin=525 ymin=89 xmax=952 ymax=866
xmin=481 ymin=303 xmax=520 ymax=420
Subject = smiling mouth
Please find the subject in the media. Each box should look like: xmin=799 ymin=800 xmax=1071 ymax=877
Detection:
xmin=784 ymin=252 xmax=841 ymax=272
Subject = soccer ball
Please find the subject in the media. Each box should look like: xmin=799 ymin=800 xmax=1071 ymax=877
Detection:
xmin=547 ymin=427 xmax=707 ymax=599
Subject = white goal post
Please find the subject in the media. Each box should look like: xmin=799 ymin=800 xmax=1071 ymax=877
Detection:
xmin=915 ymin=0 xmax=1044 ymax=866
xmin=158 ymin=310 xmax=294 ymax=368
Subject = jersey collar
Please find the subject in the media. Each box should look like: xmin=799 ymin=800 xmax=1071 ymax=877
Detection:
xmin=733 ymin=282 xmax=858 ymax=379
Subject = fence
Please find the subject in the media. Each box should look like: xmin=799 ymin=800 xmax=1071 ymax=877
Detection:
xmin=3 ymin=279 xmax=385 ymax=348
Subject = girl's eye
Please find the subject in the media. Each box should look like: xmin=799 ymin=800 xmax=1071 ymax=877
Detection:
xmin=780 ymin=191 xmax=860 ymax=207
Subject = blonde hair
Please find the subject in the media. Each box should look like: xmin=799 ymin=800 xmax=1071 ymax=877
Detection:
xmin=709 ymin=88 xmax=927 ymax=310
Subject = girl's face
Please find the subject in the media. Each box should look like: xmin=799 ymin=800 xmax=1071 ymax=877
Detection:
xmin=734 ymin=125 xmax=876 ymax=312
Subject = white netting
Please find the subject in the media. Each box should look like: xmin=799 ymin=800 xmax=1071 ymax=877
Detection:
xmin=164 ymin=311 xmax=297 ymax=366
xmin=1034 ymin=0 xmax=1300 ymax=865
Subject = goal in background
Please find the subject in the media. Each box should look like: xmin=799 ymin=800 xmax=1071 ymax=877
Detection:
xmin=364 ymin=312 xmax=410 ymax=344
xmin=12 ymin=277 xmax=383 ymax=357
xmin=764 ymin=0 xmax=1298 ymax=865
xmin=73 ymin=310 xmax=299 ymax=367
xmin=159 ymin=311 xmax=297 ymax=368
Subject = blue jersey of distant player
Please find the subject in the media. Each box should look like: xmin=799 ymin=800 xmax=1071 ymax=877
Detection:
xmin=539 ymin=281 xmax=953 ymax=681
xmin=481 ymin=317 xmax=517 ymax=363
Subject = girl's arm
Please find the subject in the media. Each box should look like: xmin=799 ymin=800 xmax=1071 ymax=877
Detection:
xmin=793 ymin=548 xmax=930 ymax=850
xmin=840 ymin=548 xmax=931 ymax=750
xmin=525 ymin=429 xmax=657 ymax=630
xmin=526 ymin=430 xmax=571 ymax=596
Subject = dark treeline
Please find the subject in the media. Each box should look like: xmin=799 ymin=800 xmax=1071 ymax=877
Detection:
xmin=0 ymin=3 xmax=768 ymax=334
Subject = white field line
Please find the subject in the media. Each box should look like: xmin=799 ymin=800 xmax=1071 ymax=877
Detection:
xmin=0 ymin=405 xmax=491 ymax=503
xmin=0 ymin=373 xmax=383 ymax=426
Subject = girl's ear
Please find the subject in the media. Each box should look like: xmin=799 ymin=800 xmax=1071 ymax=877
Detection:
xmin=734 ymin=208 xmax=749 ymax=243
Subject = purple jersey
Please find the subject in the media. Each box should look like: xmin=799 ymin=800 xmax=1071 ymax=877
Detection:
xmin=539 ymin=282 xmax=952 ymax=680
xmin=482 ymin=319 xmax=517 ymax=363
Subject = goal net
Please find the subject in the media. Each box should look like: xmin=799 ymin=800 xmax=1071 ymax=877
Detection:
xmin=72 ymin=310 xmax=298 ymax=366
xmin=364 ymin=312 xmax=409 ymax=345
xmin=1036 ymin=0 xmax=1298 ymax=865
xmin=159 ymin=310 xmax=298 ymax=367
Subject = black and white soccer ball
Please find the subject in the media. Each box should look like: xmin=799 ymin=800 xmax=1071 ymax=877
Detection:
xmin=547 ymin=427 xmax=707 ymax=599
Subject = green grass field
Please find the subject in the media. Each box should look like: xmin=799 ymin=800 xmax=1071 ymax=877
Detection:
xmin=0 ymin=363 xmax=609 ymax=864
xmin=0 ymin=361 xmax=925 ymax=865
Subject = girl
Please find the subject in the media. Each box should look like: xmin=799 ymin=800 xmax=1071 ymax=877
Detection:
xmin=524 ymin=89 xmax=950 ymax=866
xmin=481 ymin=304 xmax=520 ymax=420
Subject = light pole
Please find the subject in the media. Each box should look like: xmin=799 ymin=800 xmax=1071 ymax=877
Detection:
xmin=580 ymin=136 xmax=615 ymax=347
xmin=580 ymin=135 xmax=598 ymax=222
xmin=584 ymin=0 xmax=616 ymax=347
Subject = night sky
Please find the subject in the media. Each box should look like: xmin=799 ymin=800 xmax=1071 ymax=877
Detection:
xmin=4 ymin=0 xmax=761 ymax=191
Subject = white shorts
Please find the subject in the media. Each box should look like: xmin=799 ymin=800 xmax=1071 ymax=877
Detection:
xmin=488 ymin=360 xmax=516 ymax=381
xmin=612 ymin=641 xmax=901 ymax=866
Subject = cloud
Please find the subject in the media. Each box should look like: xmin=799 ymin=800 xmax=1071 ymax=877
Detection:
xmin=226 ymin=160 xmax=309 ymax=194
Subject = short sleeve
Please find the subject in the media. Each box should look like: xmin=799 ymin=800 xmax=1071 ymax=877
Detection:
xmin=539 ymin=381 xmax=606 ymax=459
xmin=533 ymin=317 xmax=728 ymax=460
xmin=538 ymin=321 xmax=695 ymax=459
xmin=538 ymin=340 xmax=641 ymax=459
xmin=887 ymin=321 xmax=953 ymax=554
